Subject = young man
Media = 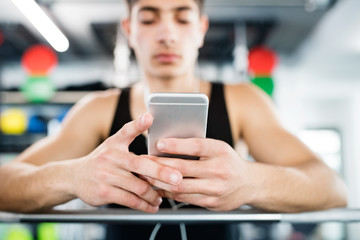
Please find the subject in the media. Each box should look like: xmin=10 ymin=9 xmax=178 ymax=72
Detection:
xmin=0 ymin=0 xmax=347 ymax=239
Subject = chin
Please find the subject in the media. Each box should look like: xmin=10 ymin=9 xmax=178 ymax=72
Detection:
xmin=151 ymin=68 xmax=183 ymax=80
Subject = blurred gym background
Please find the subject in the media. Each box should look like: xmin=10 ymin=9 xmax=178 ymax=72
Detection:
xmin=1 ymin=0 xmax=359 ymax=239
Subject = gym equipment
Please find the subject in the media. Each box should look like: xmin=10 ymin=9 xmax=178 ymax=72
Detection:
xmin=21 ymin=45 xmax=58 ymax=75
xmin=21 ymin=76 xmax=55 ymax=103
xmin=37 ymin=223 xmax=58 ymax=240
xmin=251 ymin=76 xmax=274 ymax=97
xmin=248 ymin=46 xmax=277 ymax=76
xmin=5 ymin=225 xmax=33 ymax=240
xmin=248 ymin=46 xmax=278 ymax=97
xmin=0 ymin=108 xmax=28 ymax=135
xmin=28 ymin=115 xmax=47 ymax=133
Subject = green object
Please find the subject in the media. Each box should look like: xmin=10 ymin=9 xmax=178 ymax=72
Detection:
xmin=21 ymin=76 xmax=55 ymax=103
xmin=5 ymin=225 xmax=33 ymax=240
xmin=251 ymin=76 xmax=274 ymax=97
xmin=37 ymin=223 xmax=58 ymax=240
xmin=0 ymin=224 xmax=9 ymax=240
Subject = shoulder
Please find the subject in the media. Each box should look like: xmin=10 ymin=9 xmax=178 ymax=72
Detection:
xmin=223 ymin=82 xmax=275 ymax=113
xmin=224 ymin=82 xmax=270 ymax=101
xmin=75 ymin=88 xmax=121 ymax=109
xmin=61 ymin=88 xmax=123 ymax=141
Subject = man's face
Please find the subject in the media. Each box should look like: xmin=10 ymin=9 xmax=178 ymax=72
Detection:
xmin=123 ymin=0 xmax=208 ymax=79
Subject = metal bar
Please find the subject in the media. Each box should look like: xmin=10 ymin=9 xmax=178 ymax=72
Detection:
xmin=1 ymin=208 xmax=360 ymax=224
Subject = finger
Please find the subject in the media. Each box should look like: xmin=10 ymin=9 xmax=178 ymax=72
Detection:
xmin=118 ymin=153 xmax=183 ymax=186
xmin=158 ymin=190 xmax=216 ymax=209
xmin=143 ymin=176 xmax=217 ymax=195
xmin=108 ymin=170 xmax=163 ymax=207
xmin=156 ymin=138 xmax=228 ymax=158
xmin=108 ymin=186 xmax=159 ymax=213
xmin=147 ymin=155 xmax=208 ymax=177
xmin=113 ymin=112 xmax=153 ymax=147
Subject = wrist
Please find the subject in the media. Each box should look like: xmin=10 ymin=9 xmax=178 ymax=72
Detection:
xmin=242 ymin=161 xmax=272 ymax=207
xmin=41 ymin=159 xmax=79 ymax=205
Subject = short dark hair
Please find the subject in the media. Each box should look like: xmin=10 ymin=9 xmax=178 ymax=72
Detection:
xmin=125 ymin=0 xmax=205 ymax=14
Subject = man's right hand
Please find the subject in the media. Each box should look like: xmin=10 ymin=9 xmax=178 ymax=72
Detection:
xmin=73 ymin=113 xmax=182 ymax=213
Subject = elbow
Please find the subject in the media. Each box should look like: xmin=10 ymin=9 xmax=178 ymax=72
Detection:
xmin=320 ymin=173 xmax=348 ymax=210
xmin=332 ymin=178 xmax=348 ymax=208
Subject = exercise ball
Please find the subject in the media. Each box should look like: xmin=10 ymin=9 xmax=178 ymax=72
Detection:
xmin=21 ymin=44 xmax=58 ymax=75
xmin=5 ymin=225 xmax=33 ymax=240
xmin=28 ymin=115 xmax=47 ymax=133
xmin=248 ymin=46 xmax=277 ymax=76
xmin=37 ymin=223 xmax=58 ymax=240
xmin=0 ymin=108 xmax=28 ymax=135
xmin=21 ymin=76 xmax=55 ymax=103
xmin=251 ymin=76 xmax=274 ymax=97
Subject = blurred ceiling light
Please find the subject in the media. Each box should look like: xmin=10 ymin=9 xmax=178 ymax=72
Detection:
xmin=10 ymin=0 xmax=69 ymax=52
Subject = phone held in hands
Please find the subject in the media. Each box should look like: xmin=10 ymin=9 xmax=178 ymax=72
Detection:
xmin=147 ymin=93 xmax=209 ymax=160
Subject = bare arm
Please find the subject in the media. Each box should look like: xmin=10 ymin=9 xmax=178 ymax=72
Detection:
xmin=144 ymin=84 xmax=347 ymax=212
xmin=0 ymin=93 xmax=101 ymax=212
xmin=0 ymin=91 xmax=181 ymax=213
xmin=240 ymin=84 xmax=347 ymax=212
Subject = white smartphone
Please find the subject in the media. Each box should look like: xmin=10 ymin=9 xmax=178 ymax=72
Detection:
xmin=147 ymin=93 xmax=209 ymax=159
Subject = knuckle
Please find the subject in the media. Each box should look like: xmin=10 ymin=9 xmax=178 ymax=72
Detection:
xmin=95 ymin=147 xmax=114 ymax=164
xmin=191 ymin=139 xmax=203 ymax=156
xmin=98 ymin=185 xmax=110 ymax=200
xmin=156 ymin=164 xmax=171 ymax=182
xmin=120 ymin=122 xmax=131 ymax=135
xmin=214 ymin=165 xmax=230 ymax=180
xmin=177 ymin=162 xmax=188 ymax=176
xmin=203 ymin=198 xmax=218 ymax=209
xmin=171 ymin=184 xmax=183 ymax=194
xmin=136 ymin=182 xmax=151 ymax=197
xmin=213 ymin=139 xmax=230 ymax=154
xmin=173 ymin=194 xmax=185 ymax=202
xmin=212 ymin=184 xmax=226 ymax=197
xmin=128 ymin=155 xmax=141 ymax=171
xmin=128 ymin=197 xmax=142 ymax=209
xmin=96 ymin=171 xmax=109 ymax=183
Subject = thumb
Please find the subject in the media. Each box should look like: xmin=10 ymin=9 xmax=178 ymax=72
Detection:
xmin=114 ymin=112 xmax=153 ymax=147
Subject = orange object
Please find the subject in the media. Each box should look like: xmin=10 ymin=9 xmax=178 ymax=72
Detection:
xmin=21 ymin=44 xmax=58 ymax=75
xmin=248 ymin=46 xmax=277 ymax=76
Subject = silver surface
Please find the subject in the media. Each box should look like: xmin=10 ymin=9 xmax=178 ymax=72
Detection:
xmin=147 ymin=93 xmax=209 ymax=159
xmin=0 ymin=208 xmax=359 ymax=224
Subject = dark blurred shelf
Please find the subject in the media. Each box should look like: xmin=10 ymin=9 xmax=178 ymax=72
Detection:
xmin=0 ymin=133 xmax=47 ymax=153
xmin=0 ymin=91 xmax=93 ymax=105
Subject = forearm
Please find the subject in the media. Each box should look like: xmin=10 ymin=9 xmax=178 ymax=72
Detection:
xmin=246 ymin=159 xmax=348 ymax=212
xmin=0 ymin=160 xmax=78 ymax=213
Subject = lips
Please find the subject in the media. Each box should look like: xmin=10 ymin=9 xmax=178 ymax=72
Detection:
xmin=154 ymin=53 xmax=180 ymax=63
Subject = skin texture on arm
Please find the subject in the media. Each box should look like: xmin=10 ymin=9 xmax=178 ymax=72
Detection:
xmin=0 ymin=90 xmax=182 ymax=213
xmin=144 ymin=83 xmax=347 ymax=212
xmin=0 ymin=92 xmax=106 ymax=212
xmin=237 ymin=84 xmax=348 ymax=212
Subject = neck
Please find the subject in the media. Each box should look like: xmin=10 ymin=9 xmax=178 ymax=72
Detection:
xmin=141 ymin=71 xmax=200 ymax=93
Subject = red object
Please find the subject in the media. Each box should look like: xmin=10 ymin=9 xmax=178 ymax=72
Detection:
xmin=0 ymin=31 xmax=4 ymax=46
xmin=21 ymin=45 xmax=58 ymax=75
xmin=248 ymin=46 xmax=277 ymax=76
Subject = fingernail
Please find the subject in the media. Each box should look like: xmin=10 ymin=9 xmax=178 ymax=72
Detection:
xmin=139 ymin=113 xmax=146 ymax=124
xmin=157 ymin=197 xmax=163 ymax=206
xmin=157 ymin=140 xmax=165 ymax=151
xmin=152 ymin=205 xmax=159 ymax=212
xmin=170 ymin=173 xmax=182 ymax=185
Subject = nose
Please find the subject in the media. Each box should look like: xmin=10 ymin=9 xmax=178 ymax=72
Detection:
xmin=156 ymin=19 xmax=178 ymax=47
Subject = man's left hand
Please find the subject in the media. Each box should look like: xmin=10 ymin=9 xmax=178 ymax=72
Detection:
xmin=143 ymin=138 xmax=255 ymax=211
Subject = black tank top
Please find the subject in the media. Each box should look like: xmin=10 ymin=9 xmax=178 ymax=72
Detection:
xmin=106 ymin=83 xmax=238 ymax=240
xmin=109 ymin=82 xmax=233 ymax=148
